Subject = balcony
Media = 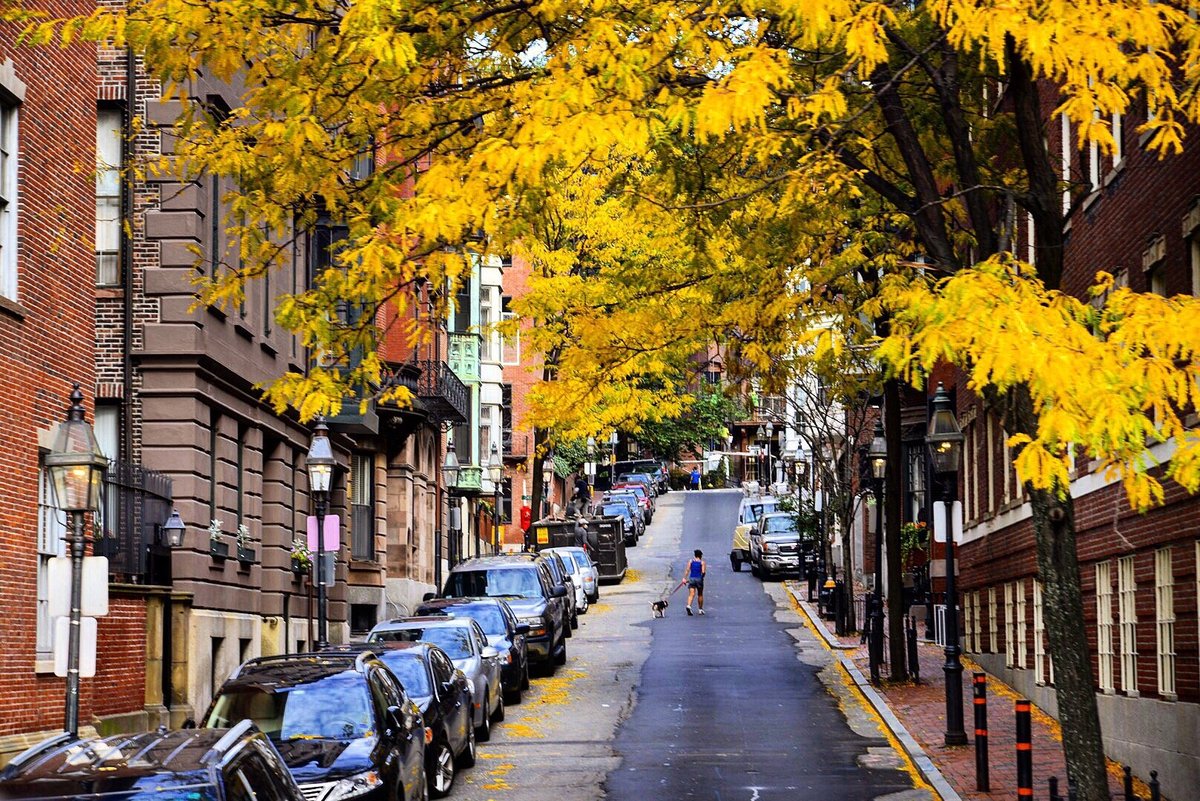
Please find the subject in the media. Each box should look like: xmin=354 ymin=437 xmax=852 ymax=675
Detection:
xmin=448 ymin=332 xmax=481 ymax=383
xmin=415 ymin=359 xmax=469 ymax=424
xmin=502 ymin=429 xmax=528 ymax=459
xmin=452 ymin=465 xmax=483 ymax=496
xmin=95 ymin=460 xmax=173 ymax=583
xmin=380 ymin=361 xmax=421 ymax=402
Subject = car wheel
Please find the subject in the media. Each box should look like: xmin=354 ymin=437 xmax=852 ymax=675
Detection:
xmin=427 ymin=741 xmax=455 ymax=798
xmin=493 ymin=691 xmax=505 ymax=722
xmin=554 ymin=639 xmax=567 ymax=666
xmin=571 ymin=609 xmax=579 ymax=629
xmin=730 ymin=555 xmax=741 ymax=572
xmin=459 ymin=722 xmax=477 ymax=768
xmin=750 ymin=561 xmax=760 ymax=577
xmin=476 ymin=697 xmax=492 ymax=742
xmin=504 ymin=680 xmax=522 ymax=705
xmin=563 ymin=616 xmax=573 ymax=637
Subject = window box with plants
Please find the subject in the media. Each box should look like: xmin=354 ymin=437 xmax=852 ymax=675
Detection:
xmin=209 ymin=519 xmax=230 ymax=560
xmin=236 ymin=523 xmax=256 ymax=565
xmin=290 ymin=539 xmax=312 ymax=577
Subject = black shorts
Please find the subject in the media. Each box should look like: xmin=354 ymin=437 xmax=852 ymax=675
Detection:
xmin=687 ymin=578 xmax=704 ymax=590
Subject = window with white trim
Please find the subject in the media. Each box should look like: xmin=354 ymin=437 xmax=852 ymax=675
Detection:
xmin=1061 ymin=113 xmax=1072 ymax=214
xmin=1089 ymin=110 xmax=1101 ymax=192
xmin=985 ymin=415 xmax=995 ymax=514
xmin=1096 ymin=561 xmax=1115 ymax=693
xmin=964 ymin=592 xmax=975 ymax=653
xmin=0 ymin=94 xmax=18 ymax=301
xmin=1034 ymin=580 xmax=1048 ymax=685
xmin=95 ymin=109 xmax=122 ymax=286
xmin=479 ymin=286 xmax=495 ymax=362
xmin=1118 ymin=555 xmax=1138 ymax=694
xmin=964 ymin=421 xmax=974 ymax=520
xmin=1016 ymin=579 xmax=1028 ymax=668
xmin=973 ymin=591 xmax=983 ymax=653
xmin=1004 ymin=582 xmax=1015 ymax=667
xmin=988 ymin=587 xmax=998 ymax=653
xmin=500 ymin=310 xmax=521 ymax=366
xmin=1025 ymin=210 xmax=1036 ymax=266
xmin=1155 ymin=547 xmax=1175 ymax=698
xmin=1112 ymin=113 xmax=1123 ymax=165
xmin=36 ymin=464 xmax=66 ymax=660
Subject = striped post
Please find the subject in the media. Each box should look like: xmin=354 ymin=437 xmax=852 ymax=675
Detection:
xmin=1015 ymin=700 xmax=1033 ymax=800
xmin=973 ymin=673 xmax=989 ymax=791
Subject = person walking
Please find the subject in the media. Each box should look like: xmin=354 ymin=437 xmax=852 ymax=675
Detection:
xmin=685 ymin=549 xmax=706 ymax=615
xmin=689 ymin=466 xmax=701 ymax=491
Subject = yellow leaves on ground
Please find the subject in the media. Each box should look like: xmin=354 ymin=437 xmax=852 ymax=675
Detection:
xmin=878 ymin=259 xmax=1200 ymax=509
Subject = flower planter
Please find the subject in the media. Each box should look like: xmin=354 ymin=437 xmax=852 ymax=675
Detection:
xmin=210 ymin=539 xmax=230 ymax=560
xmin=291 ymin=556 xmax=310 ymax=576
xmin=93 ymin=537 xmax=121 ymax=558
xmin=237 ymin=546 xmax=257 ymax=566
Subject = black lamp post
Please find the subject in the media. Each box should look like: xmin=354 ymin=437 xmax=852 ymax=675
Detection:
xmin=306 ymin=416 xmax=335 ymax=649
xmin=868 ymin=419 xmax=888 ymax=684
xmin=488 ymin=442 xmax=503 ymax=555
xmin=45 ymin=384 xmax=108 ymax=737
xmin=541 ymin=450 xmax=554 ymax=518
xmin=926 ymin=382 xmax=966 ymax=745
xmin=443 ymin=437 xmax=460 ymax=566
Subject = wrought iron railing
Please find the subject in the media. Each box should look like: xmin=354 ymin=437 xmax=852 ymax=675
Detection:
xmin=95 ymin=460 xmax=173 ymax=582
xmin=414 ymin=359 xmax=469 ymax=423
xmin=502 ymin=429 xmax=528 ymax=458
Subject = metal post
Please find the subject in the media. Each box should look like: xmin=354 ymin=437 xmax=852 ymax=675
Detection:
xmin=64 ymin=511 xmax=85 ymax=736
xmin=1049 ymin=777 xmax=1061 ymax=801
xmin=1148 ymin=771 xmax=1160 ymax=801
xmin=315 ymin=496 xmax=328 ymax=650
xmin=973 ymin=673 xmax=989 ymax=791
xmin=494 ymin=486 xmax=502 ymax=555
xmin=906 ymin=615 xmax=921 ymax=684
xmin=1015 ymin=700 xmax=1032 ymax=799
xmin=1122 ymin=766 xmax=1135 ymax=801
xmin=871 ymin=478 xmax=885 ymax=683
xmin=943 ymin=479 xmax=967 ymax=745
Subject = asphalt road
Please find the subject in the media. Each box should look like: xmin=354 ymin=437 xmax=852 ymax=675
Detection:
xmin=451 ymin=490 xmax=928 ymax=801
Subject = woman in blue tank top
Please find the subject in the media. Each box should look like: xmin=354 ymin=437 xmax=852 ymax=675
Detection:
xmin=685 ymin=549 xmax=707 ymax=616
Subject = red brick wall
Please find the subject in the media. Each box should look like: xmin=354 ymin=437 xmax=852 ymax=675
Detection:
xmin=92 ymin=595 xmax=149 ymax=717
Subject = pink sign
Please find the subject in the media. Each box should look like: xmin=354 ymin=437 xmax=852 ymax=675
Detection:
xmin=306 ymin=514 xmax=341 ymax=551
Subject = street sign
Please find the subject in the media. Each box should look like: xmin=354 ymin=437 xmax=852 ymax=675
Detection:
xmin=932 ymin=501 xmax=963 ymax=544
xmin=53 ymin=616 xmax=97 ymax=678
xmin=47 ymin=556 xmax=109 ymax=618
xmin=306 ymin=514 xmax=340 ymax=551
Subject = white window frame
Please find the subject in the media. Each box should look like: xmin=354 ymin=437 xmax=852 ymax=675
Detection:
xmin=0 ymin=84 xmax=19 ymax=302
xmin=964 ymin=592 xmax=974 ymax=653
xmin=988 ymin=587 xmax=998 ymax=653
xmin=479 ymin=286 xmax=495 ymax=363
xmin=1096 ymin=562 xmax=1115 ymax=693
xmin=1015 ymin=579 xmax=1028 ymax=668
xmin=1112 ymin=112 xmax=1123 ymax=166
xmin=973 ymin=592 xmax=982 ymax=653
xmin=1025 ymin=210 xmax=1036 ymax=266
xmin=1004 ymin=582 xmax=1015 ymax=667
xmin=1155 ymin=548 xmax=1176 ymax=699
xmin=95 ymin=109 xmax=122 ymax=286
xmin=964 ymin=422 xmax=974 ymax=520
xmin=1034 ymin=580 xmax=1047 ymax=685
xmin=500 ymin=310 xmax=521 ymax=366
xmin=1118 ymin=555 xmax=1138 ymax=695
xmin=985 ymin=415 xmax=995 ymax=514
xmin=1061 ymin=113 xmax=1072 ymax=215
xmin=37 ymin=464 xmax=66 ymax=661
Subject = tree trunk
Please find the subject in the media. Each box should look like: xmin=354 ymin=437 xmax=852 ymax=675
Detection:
xmin=885 ymin=380 xmax=907 ymax=679
xmin=1009 ymin=385 xmax=1110 ymax=801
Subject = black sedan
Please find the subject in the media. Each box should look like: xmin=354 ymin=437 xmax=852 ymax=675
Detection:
xmin=415 ymin=596 xmax=531 ymax=704
xmin=329 ymin=642 xmax=475 ymax=798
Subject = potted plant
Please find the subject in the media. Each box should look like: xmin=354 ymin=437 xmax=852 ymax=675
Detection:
xmin=236 ymin=523 xmax=256 ymax=565
xmin=900 ymin=521 xmax=929 ymax=570
xmin=290 ymin=538 xmax=312 ymax=576
xmin=209 ymin=518 xmax=229 ymax=560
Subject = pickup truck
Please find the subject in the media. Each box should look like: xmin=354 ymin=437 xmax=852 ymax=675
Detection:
xmin=749 ymin=511 xmax=805 ymax=580
xmin=729 ymin=495 xmax=777 ymax=571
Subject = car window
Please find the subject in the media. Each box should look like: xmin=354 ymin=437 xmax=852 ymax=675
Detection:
xmin=225 ymin=750 xmax=285 ymax=801
xmin=370 ymin=626 xmax=473 ymax=659
xmin=446 ymin=604 xmax=506 ymax=635
xmin=600 ymin=504 xmax=630 ymax=518
xmin=376 ymin=652 xmax=431 ymax=696
xmin=429 ymin=649 xmax=454 ymax=685
xmin=763 ymin=516 xmax=798 ymax=534
xmin=445 ymin=567 xmax=542 ymax=598
xmin=470 ymin=621 xmax=488 ymax=650
xmin=207 ymin=673 xmax=373 ymax=740
xmin=373 ymin=667 xmax=406 ymax=708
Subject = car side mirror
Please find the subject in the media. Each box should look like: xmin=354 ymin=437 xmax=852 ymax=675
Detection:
xmin=422 ymin=592 xmax=436 ymax=602
xmin=481 ymin=646 xmax=499 ymax=660
xmin=551 ymin=585 xmax=567 ymax=598
xmin=386 ymin=704 xmax=403 ymax=730
xmin=514 ymin=623 xmax=531 ymax=636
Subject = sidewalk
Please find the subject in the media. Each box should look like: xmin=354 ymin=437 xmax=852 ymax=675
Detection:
xmin=784 ymin=582 xmax=1163 ymax=801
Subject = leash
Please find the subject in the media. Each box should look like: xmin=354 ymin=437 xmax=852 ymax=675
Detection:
xmin=661 ymin=578 xmax=687 ymax=600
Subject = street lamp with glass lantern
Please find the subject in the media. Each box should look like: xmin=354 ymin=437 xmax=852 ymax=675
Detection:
xmin=306 ymin=416 xmax=336 ymax=649
xmin=925 ymin=382 xmax=967 ymax=745
xmin=443 ymin=437 xmax=460 ymax=566
xmin=45 ymin=384 xmax=108 ymax=736
xmin=867 ymin=419 xmax=888 ymax=684
xmin=541 ymin=451 xmax=555 ymax=518
xmin=162 ymin=509 xmax=186 ymax=548
xmin=488 ymin=442 xmax=503 ymax=554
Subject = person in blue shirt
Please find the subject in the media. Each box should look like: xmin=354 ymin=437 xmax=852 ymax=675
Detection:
xmin=689 ymin=467 xmax=701 ymax=491
xmin=685 ymin=549 xmax=707 ymax=616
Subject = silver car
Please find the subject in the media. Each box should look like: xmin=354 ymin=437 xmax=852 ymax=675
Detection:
xmin=367 ymin=616 xmax=506 ymax=742
xmin=545 ymin=546 xmax=597 ymax=609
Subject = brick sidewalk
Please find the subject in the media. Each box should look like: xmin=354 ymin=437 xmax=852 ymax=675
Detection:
xmin=787 ymin=584 xmax=1163 ymax=801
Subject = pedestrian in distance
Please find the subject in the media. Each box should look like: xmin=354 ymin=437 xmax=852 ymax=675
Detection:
xmin=685 ymin=549 xmax=706 ymax=615
xmin=689 ymin=466 xmax=701 ymax=491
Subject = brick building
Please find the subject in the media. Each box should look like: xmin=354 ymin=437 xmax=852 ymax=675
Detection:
xmin=0 ymin=13 xmax=158 ymax=759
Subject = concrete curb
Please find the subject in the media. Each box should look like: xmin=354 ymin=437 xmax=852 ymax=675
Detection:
xmin=785 ymin=582 xmax=963 ymax=801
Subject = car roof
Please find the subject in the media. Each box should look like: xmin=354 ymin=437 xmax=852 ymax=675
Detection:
xmin=221 ymin=652 xmax=373 ymax=688
xmin=324 ymin=641 xmax=430 ymax=657
xmin=449 ymin=555 xmax=541 ymax=571
xmin=418 ymin=597 xmax=514 ymax=609
xmin=374 ymin=616 xmax=477 ymax=629
xmin=0 ymin=725 xmax=259 ymax=784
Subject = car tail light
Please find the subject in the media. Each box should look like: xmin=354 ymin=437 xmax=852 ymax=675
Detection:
xmin=424 ymin=727 xmax=433 ymax=744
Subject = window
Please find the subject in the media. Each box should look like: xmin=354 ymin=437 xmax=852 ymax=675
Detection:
xmin=1096 ymin=562 xmax=1115 ymax=693
xmin=0 ymin=91 xmax=18 ymax=300
xmin=1112 ymin=112 xmax=1124 ymax=165
xmin=1191 ymin=235 xmax=1200 ymax=297
xmin=1061 ymin=113 xmax=1072 ymax=214
xmin=963 ymin=422 xmax=974 ymax=520
xmin=1033 ymin=581 xmax=1048 ymax=685
xmin=1149 ymin=265 xmax=1167 ymax=296
xmin=95 ymin=109 xmax=122 ymax=285
xmin=1118 ymin=555 xmax=1138 ymax=694
xmin=964 ymin=592 xmax=975 ymax=653
xmin=988 ymin=587 xmax=998 ymax=653
xmin=36 ymin=464 xmax=66 ymax=660
xmin=480 ymin=287 xmax=494 ymax=362
xmin=351 ymin=453 xmax=374 ymax=561
xmin=985 ymin=415 xmax=995 ymax=514
xmin=972 ymin=592 xmax=982 ymax=653
xmin=1016 ymin=579 xmax=1028 ymax=668
xmin=1004 ymin=582 xmax=1015 ymax=667
xmin=94 ymin=405 xmax=120 ymax=539
xmin=500 ymin=310 xmax=521 ymax=365
xmin=1025 ymin=211 xmax=1036 ymax=266
xmin=1155 ymin=548 xmax=1175 ymax=698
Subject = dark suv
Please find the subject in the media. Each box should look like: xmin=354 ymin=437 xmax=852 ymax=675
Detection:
xmin=442 ymin=555 xmax=568 ymax=674
xmin=203 ymin=652 xmax=427 ymax=801
xmin=0 ymin=722 xmax=302 ymax=801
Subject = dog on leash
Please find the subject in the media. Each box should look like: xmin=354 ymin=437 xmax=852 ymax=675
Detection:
xmin=650 ymin=599 xmax=669 ymax=618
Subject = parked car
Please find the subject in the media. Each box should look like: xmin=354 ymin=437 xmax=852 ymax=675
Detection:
xmin=413 ymin=596 xmax=530 ymax=704
xmin=367 ymin=617 xmax=505 ymax=741
xmin=613 ymin=459 xmax=668 ymax=494
xmin=730 ymin=495 xmax=777 ymax=572
xmin=538 ymin=549 xmax=579 ymax=631
xmin=604 ymin=490 xmax=648 ymax=530
xmin=202 ymin=652 xmax=428 ymax=801
xmin=549 ymin=545 xmax=599 ymax=604
xmin=597 ymin=499 xmax=642 ymax=546
xmin=544 ymin=546 xmax=593 ymax=613
xmin=617 ymin=472 xmax=659 ymax=498
xmin=441 ymin=555 xmax=569 ymax=674
xmin=749 ymin=511 xmax=804 ymax=579
xmin=0 ymin=723 xmax=306 ymax=801
xmin=325 ymin=642 xmax=474 ymax=799
xmin=610 ymin=482 xmax=655 ymax=521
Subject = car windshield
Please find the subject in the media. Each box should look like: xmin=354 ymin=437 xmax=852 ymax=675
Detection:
xmin=369 ymin=626 xmax=473 ymax=659
xmin=374 ymin=653 xmax=431 ymax=696
xmin=442 ymin=605 xmax=506 ymax=635
xmin=445 ymin=568 xmax=542 ymax=599
xmin=560 ymin=552 xmax=586 ymax=571
xmin=601 ymin=504 xmax=630 ymax=519
xmin=763 ymin=516 xmax=798 ymax=534
xmin=206 ymin=672 xmax=373 ymax=740
xmin=0 ymin=776 xmax=222 ymax=801
xmin=742 ymin=502 xmax=776 ymax=524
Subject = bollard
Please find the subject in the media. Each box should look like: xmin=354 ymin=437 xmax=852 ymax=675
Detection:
xmin=973 ymin=673 xmax=989 ymax=791
xmin=906 ymin=615 xmax=921 ymax=684
xmin=1048 ymin=776 xmax=1060 ymax=801
xmin=1123 ymin=765 xmax=1135 ymax=801
xmin=1067 ymin=778 xmax=1078 ymax=801
xmin=1015 ymin=700 xmax=1033 ymax=800
xmin=1148 ymin=770 xmax=1160 ymax=801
